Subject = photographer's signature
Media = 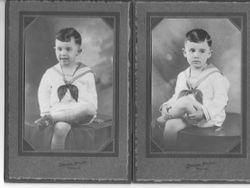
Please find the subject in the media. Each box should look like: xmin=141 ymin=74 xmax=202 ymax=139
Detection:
xmin=58 ymin=160 xmax=88 ymax=170
xmin=185 ymin=161 xmax=216 ymax=171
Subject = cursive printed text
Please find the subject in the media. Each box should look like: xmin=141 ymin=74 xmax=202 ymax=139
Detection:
xmin=58 ymin=160 xmax=88 ymax=170
xmin=185 ymin=161 xmax=216 ymax=171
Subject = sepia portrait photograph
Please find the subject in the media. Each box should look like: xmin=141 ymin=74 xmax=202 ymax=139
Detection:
xmin=150 ymin=18 xmax=244 ymax=155
xmin=23 ymin=16 xmax=116 ymax=154
xmin=134 ymin=2 xmax=250 ymax=183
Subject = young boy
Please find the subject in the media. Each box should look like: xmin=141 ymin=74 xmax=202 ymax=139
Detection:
xmin=157 ymin=28 xmax=230 ymax=149
xmin=35 ymin=27 xmax=98 ymax=150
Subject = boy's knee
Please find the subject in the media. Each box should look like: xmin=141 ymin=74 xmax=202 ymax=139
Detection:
xmin=81 ymin=103 xmax=97 ymax=123
xmin=54 ymin=122 xmax=71 ymax=136
xmin=86 ymin=103 xmax=97 ymax=116
xmin=176 ymin=96 xmax=195 ymax=111
xmin=76 ymin=103 xmax=97 ymax=124
xmin=178 ymin=96 xmax=192 ymax=105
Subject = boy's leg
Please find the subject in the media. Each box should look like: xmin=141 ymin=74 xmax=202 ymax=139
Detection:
xmin=51 ymin=122 xmax=71 ymax=150
xmin=50 ymin=102 xmax=96 ymax=125
xmin=163 ymin=118 xmax=187 ymax=150
xmin=168 ymin=95 xmax=202 ymax=118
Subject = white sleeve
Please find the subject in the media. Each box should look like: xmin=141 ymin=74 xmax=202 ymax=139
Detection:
xmin=38 ymin=70 xmax=52 ymax=116
xmin=202 ymin=74 xmax=230 ymax=123
xmin=77 ymin=72 xmax=98 ymax=111
xmin=160 ymin=72 xmax=187 ymax=111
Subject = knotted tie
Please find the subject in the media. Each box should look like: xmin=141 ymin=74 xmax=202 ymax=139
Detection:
xmin=177 ymin=68 xmax=220 ymax=104
xmin=54 ymin=63 xmax=94 ymax=103
xmin=177 ymin=87 xmax=203 ymax=104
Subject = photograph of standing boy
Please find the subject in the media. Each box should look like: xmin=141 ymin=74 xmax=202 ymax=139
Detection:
xmin=157 ymin=29 xmax=230 ymax=149
xmin=35 ymin=27 xmax=98 ymax=150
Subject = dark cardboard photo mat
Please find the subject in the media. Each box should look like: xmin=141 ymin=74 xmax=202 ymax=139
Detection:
xmin=134 ymin=2 xmax=249 ymax=182
xmin=5 ymin=1 xmax=131 ymax=182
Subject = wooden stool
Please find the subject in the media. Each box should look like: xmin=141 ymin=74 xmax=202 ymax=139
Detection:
xmin=176 ymin=113 xmax=241 ymax=152
xmin=151 ymin=113 xmax=241 ymax=153
xmin=24 ymin=114 xmax=113 ymax=152
xmin=65 ymin=114 xmax=113 ymax=152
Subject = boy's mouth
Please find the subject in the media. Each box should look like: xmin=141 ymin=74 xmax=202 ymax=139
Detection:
xmin=60 ymin=57 xmax=69 ymax=61
xmin=192 ymin=60 xmax=201 ymax=63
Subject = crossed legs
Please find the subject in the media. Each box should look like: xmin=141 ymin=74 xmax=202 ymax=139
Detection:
xmin=168 ymin=95 xmax=202 ymax=118
xmin=163 ymin=119 xmax=187 ymax=150
xmin=51 ymin=122 xmax=71 ymax=150
xmin=162 ymin=95 xmax=202 ymax=150
xmin=49 ymin=102 xmax=97 ymax=150
xmin=50 ymin=102 xmax=97 ymax=125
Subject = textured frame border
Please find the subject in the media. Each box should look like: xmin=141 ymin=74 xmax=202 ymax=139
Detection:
xmin=5 ymin=1 xmax=131 ymax=183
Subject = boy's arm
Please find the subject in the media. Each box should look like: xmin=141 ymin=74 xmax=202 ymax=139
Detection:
xmin=201 ymin=74 xmax=230 ymax=125
xmin=77 ymin=72 xmax=98 ymax=111
xmin=38 ymin=71 xmax=52 ymax=117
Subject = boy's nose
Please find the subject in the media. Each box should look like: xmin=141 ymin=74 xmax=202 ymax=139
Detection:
xmin=193 ymin=51 xmax=200 ymax=57
xmin=60 ymin=49 xmax=67 ymax=55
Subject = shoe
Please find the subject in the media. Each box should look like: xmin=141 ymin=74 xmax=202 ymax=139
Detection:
xmin=156 ymin=113 xmax=174 ymax=124
xmin=156 ymin=116 xmax=166 ymax=124
xmin=34 ymin=115 xmax=54 ymax=131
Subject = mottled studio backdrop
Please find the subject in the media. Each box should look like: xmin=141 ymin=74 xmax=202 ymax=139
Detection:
xmin=24 ymin=17 xmax=114 ymax=122
xmin=152 ymin=19 xmax=241 ymax=120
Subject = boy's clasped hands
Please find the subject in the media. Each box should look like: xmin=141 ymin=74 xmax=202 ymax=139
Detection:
xmin=158 ymin=103 xmax=204 ymax=124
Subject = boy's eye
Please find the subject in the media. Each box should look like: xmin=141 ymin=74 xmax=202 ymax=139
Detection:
xmin=56 ymin=47 xmax=72 ymax=52
xmin=200 ymin=49 xmax=205 ymax=53
xmin=190 ymin=49 xmax=195 ymax=53
xmin=66 ymin=47 xmax=72 ymax=52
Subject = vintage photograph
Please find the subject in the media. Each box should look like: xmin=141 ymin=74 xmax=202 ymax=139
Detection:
xmin=151 ymin=18 xmax=243 ymax=154
xmin=5 ymin=1 xmax=130 ymax=182
xmin=23 ymin=16 xmax=116 ymax=154
xmin=6 ymin=0 xmax=250 ymax=184
xmin=134 ymin=2 xmax=249 ymax=182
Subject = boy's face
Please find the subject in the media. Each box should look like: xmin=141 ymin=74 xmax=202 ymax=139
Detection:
xmin=54 ymin=37 xmax=81 ymax=66
xmin=183 ymin=40 xmax=212 ymax=70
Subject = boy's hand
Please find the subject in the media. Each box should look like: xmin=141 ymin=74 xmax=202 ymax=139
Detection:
xmin=188 ymin=105 xmax=204 ymax=121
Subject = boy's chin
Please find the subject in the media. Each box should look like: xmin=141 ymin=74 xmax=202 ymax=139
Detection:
xmin=59 ymin=60 xmax=72 ymax=65
xmin=191 ymin=64 xmax=207 ymax=69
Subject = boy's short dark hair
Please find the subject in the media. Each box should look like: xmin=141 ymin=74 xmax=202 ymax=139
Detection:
xmin=56 ymin=27 xmax=82 ymax=45
xmin=185 ymin=29 xmax=212 ymax=47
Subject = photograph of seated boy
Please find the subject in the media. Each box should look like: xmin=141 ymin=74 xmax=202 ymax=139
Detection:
xmin=157 ymin=29 xmax=230 ymax=150
xmin=35 ymin=27 xmax=98 ymax=150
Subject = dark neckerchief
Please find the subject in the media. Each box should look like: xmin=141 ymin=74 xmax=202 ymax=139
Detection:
xmin=53 ymin=63 xmax=94 ymax=102
xmin=57 ymin=63 xmax=81 ymax=102
xmin=58 ymin=84 xmax=79 ymax=102
xmin=178 ymin=65 xmax=220 ymax=104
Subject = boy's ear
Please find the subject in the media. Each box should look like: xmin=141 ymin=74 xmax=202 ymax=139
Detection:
xmin=182 ymin=48 xmax=186 ymax=57
xmin=78 ymin=48 xmax=83 ymax=54
xmin=208 ymin=49 xmax=213 ymax=58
